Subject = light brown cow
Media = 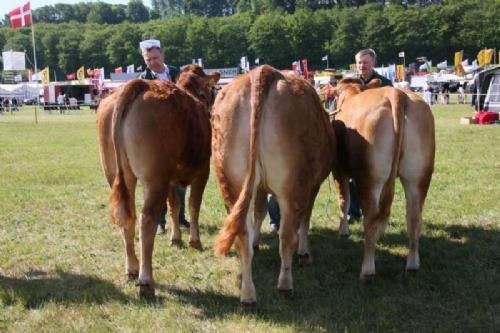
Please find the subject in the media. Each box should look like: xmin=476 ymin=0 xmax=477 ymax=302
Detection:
xmin=97 ymin=64 xmax=220 ymax=297
xmin=331 ymin=78 xmax=435 ymax=278
xmin=212 ymin=65 xmax=336 ymax=306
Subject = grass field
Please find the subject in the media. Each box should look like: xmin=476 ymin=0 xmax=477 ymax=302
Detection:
xmin=0 ymin=104 xmax=499 ymax=332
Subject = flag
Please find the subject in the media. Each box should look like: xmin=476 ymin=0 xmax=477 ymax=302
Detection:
xmin=240 ymin=56 xmax=249 ymax=72
xmin=126 ymin=64 xmax=135 ymax=73
xmin=484 ymin=49 xmax=494 ymax=65
xmin=197 ymin=58 xmax=203 ymax=68
xmin=321 ymin=55 xmax=328 ymax=61
xmin=40 ymin=67 xmax=50 ymax=84
xmin=136 ymin=65 xmax=142 ymax=71
xmin=396 ymin=64 xmax=404 ymax=81
xmin=437 ymin=60 xmax=447 ymax=69
xmin=192 ymin=59 xmax=197 ymax=64
xmin=454 ymin=50 xmax=463 ymax=67
xmin=93 ymin=68 xmax=100 ymax=80
xmin=115 ymin=67 xmax=123 ymax=74
xmin=8 ymin=2 xmax=31 ymax=28
xmin=86 ymin=68 xmax=94 ymax=77
xmin=254 ymin=58 xmax=260 ymax=65
xmin=398 ymin=51 xmax=405 ymax=58
xmin=76 ymin=66 xmax=85 ymax=81
xmin=66 ymin=73 xmax=75 ymax=80
xmin=301 ymin=59 xmax=308 ymax=78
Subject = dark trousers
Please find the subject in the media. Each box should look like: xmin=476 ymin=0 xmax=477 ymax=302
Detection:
xmin=159 ymin=186 xmax=187 ymax=227
xmin=268 ymin=195 xmax=280 ymax=227
xmin=348 ymin=179 xmax=361 ymax=218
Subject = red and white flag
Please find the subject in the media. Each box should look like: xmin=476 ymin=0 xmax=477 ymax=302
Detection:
xmin=9 ymin=2 xmax=31 ymax=28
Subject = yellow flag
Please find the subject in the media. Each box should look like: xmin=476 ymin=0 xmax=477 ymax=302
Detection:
xmin=477 ymin=50 xmax=485 ymax=66
xmin=76 ymin=66 xmax=85 ymax=82
xmin=484 ymin=49 xmax=494 ymax=65
xmin=41 ymin=67 xmax=50 ymax=85
xmin=454 ymin=50 xmax=463 ymax=67
xmin=396 ymin=65 xmax=404 ymax=81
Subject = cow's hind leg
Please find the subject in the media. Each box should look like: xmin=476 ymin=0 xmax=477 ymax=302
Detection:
xmin=333 ymin=172 xmax=351 ymax=237
xmin=235 ymin=202 xmax=257 ymax=306
xmin=360 ymin=184 xmax=394 ymax=278
xmin=297 ymin=186 xmax=320 ymax=265
xmin=252 ymin=189 xmax=268 ymax=250
xmin=168 ymin=186 xmax=183 ymax=247
xmin=277 ymin=202 xmax=300 ymax=291
xmin=138 ymin=183 xmax=169 ymax=298
xmin=187 ymin=165 xmax=210 ymax=250
xmin=401 ymin=175 xmax=431 ymax=272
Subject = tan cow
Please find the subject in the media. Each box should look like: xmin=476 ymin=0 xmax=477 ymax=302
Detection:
xmin=97 ymin=64 xmax=220 ymax=297
xmin=212 ymin=65 xmax=336 ymax=306
xmin=331 ymin=78 xmax=435 ymax=278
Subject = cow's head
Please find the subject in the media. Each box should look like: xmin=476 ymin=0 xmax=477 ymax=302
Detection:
xmin=177 ymin=64 xmax=221 ymax=109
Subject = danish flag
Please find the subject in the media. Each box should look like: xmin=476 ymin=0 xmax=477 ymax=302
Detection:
xmin=9 ymin=2 xmax=32 ymax=28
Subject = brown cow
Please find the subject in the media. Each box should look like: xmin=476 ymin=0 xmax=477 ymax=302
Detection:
xmin=212 ymin=65 xmax=336 ymax=306
xmin=331 ymin=78 xmax=435 ymax=278
xmin=98 ymin=64 xmax=219 ymax=297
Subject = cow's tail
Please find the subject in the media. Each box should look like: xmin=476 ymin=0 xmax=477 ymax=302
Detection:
xmin=110 ymin=79 xmax=150 ymax=228
xmin=379 ymin=89 xmax=406 ymax=213
xmin=214 ymin=65 xmax=277 ymax=256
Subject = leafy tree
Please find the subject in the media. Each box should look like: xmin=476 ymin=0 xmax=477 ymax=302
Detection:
xmin=57 ymin=28 xmax=83 ymax=74
xmin=87 ymin=2 xmax=115 ymax=24
xmin=248 ymin=11 xmax=292 ymax=68
xmin=105 ymin=24 xmax=143 ymax=68
xmin=81 ymin=24 xmax=113 ymax=70
xmin=127 ymin=0 xmax=150 ymax=23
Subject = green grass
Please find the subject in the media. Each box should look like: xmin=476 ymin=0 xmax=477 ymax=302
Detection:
xmin=0 ymin=104 xmax=499 ymax=332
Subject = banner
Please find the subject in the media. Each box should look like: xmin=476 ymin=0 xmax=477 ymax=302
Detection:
xmin=396 ymin=64 xmax=404 ymax=81
xmin=484 ymin=49 xmax=494 ymax=65
xmin=454 ymin=50 xmax=463 ymax=67
xmin=301 ymin=59 xmax=308 ymax=78
xmin=8 ymin=2 xmax=31 ymax=28
xmin=41 ymin=67 xmax=50 ymax=84
xmin=76 ymin=66 xmax=85 ymax=82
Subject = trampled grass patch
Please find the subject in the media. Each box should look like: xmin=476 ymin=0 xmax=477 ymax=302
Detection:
xmin=0 ymin=104 xmax=499 ymax=332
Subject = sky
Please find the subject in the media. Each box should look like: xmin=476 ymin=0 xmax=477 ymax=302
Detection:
xmin=1 ymin=0 xmax=152 ymax=15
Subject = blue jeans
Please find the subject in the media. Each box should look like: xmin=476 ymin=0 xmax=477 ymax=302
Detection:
xmin=159 ymin=185 xmax=186 ymax=227
xmin=268 ymin=195 xmax=280 ymax=227
xmin=348 ymin=179 xmax=361 ymax=218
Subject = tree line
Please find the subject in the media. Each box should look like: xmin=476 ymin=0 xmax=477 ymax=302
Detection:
xmin=0 ymin=0 xmax=498 ymax=79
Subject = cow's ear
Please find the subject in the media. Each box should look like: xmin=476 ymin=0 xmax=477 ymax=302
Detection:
xmin=207 ymin=72 xmax=221 ymax=87
xmin=365 ymin=79 xmax=381 ymax=90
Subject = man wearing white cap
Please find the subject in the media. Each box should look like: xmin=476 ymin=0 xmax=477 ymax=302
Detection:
xmin=138 ymin=39 xmax=188 ymax=234
xmin=139 ymin=39 xmax=180 ymax=82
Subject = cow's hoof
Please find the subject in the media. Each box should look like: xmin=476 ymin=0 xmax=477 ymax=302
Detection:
xmin=298 ymin=253 xmax=312 ymax=266
xmin=339 ymin=233 xmax=350 ymax=239
xmin=360 ymin=274 xmax=376 ymax=284
xmin=235 ymin=273 xmax=242 ymax=289
xmin=138 ymin=284 xmax=155 ymax=299
xmin=240 ymin=300 xmax=257 ymax=311
xmin=127 ymin=272 xmax=139 ymax=282
xmin=405 ymin=267 xmax=419 ymax=274
xmin=278 ymin=288 xmax=294 ymax=299
xmin=189 ymin=240 xmax=203 ymax=251
xmin=170 ymin=239 xmax=183 ymax=247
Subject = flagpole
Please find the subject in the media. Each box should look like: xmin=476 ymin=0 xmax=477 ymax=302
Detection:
xmin=29 ymin=3 xmax=38 ymax=124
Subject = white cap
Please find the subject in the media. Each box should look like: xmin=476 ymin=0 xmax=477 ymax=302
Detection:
xmin=139 ymin=39 xmax=161 ymax=51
